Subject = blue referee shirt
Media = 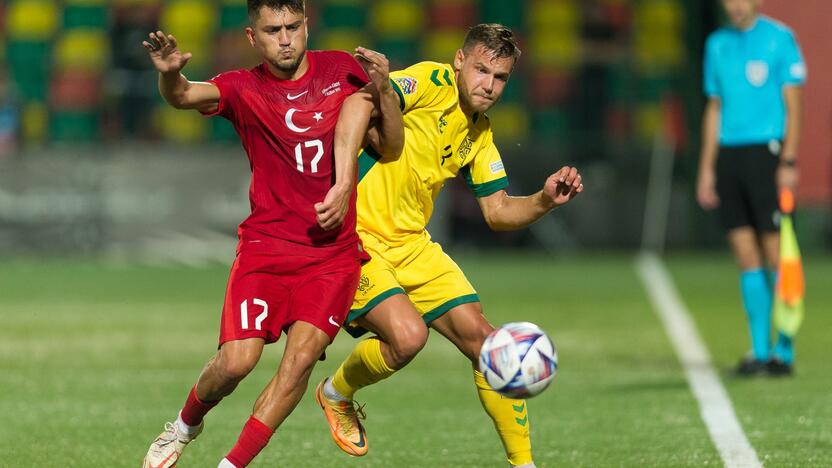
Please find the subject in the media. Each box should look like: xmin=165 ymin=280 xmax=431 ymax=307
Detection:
xmin=704 ymin=15 xmax=806 ymax=147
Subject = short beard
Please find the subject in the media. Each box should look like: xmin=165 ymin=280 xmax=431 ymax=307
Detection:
xmin=273 ymin=51 xmax=305 ymax=74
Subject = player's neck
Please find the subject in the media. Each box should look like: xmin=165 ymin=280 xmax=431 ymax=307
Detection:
xmin=266 ymin=52 xmax=310 ymax=81
xmin=734 ymin=14 xmax=759 ymax=32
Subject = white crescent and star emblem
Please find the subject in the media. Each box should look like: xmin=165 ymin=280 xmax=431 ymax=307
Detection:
xmin=285 ymin=108 xmax=311 ymax=133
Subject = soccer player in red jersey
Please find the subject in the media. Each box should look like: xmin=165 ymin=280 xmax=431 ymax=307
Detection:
xmin=139 ymin=1 xmax=402 ymax=467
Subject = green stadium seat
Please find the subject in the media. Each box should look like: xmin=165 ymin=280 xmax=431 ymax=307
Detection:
xmin=320 ymin=3 xmax=366 ymax=29
xmin=422 ymin=30 xmax=466 ymax=63
xmin=54 ymin=30 xmax=110 ymax=72
xmin=428 ymin=0 xmax=478 ymax=30
xmin=50 ymin=110 xmax=100 ymax=142
xmin=50 ymin=71 xmax=101 ymax=110
xmin=532 ymin=109 xmax=570 ymax=140
xmin=480 ymin=0 xmax=523 ymax=29
xmin=6 ymin=0 xmax=59 ymax=41
xmin=219 ymin=0 xmax=247 ymax=30
xmin=211 ymin=115 xmax=238 ymax=142
xmin=6 ymin=40 xmax=51 ymax=101
xmin=63 ymin=5 xmax=109 ymax=29
xmin=374 ymin=38 xmax=418 ymax=69
xmin=370 ymin=0 xmax=423 ymax=39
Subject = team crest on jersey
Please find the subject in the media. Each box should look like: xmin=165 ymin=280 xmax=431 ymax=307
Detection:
xmin=746 ymin=60 xmax=769 ymax=87
xmin=394 ymin=77 xmax=417 ymax=95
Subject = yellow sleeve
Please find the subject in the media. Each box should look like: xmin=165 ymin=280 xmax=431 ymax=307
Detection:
xmin=389 ymin=61 xmax=455 ymax=113
xmin=460 ymin=126 xmax=509 ymax=197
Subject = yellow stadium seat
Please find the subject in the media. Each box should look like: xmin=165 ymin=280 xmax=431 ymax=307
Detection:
xmin=636 ymin=31 xmax=683 ymax=70
xmin=529 ymin=31 xmax=581 ymax=69
xmin=636 ymin=0 xmax=682 ymax=30
xmin=485 ymin=104 xmax=530 ymax=143
xmin=161 ymin=0 xmax=217 ymax=40
xmin=370 ymin=0 xmax=423 ymax=38
xmin=528 ymin=0 xmax=579 ymax=30
xmin=156 ymin=104 xmax=207 ymax=143
xmin=318 ymin=29 xmax=370 ymax=53
xmin=635 ymin=102 xmax=661 ymax=143
xmin=54 ymin=30 xmax=110 ymax=72
xmin=6 ymin=0 xmax=59 ymax=41
xmin=421 ymin=30 xmax=465 ymax=63
xmin=22 ymin=102 xmax=49 ymax=142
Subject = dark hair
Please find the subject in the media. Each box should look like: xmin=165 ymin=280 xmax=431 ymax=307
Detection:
xmin=248 ymin=0 xmax=305 ymax=20
xmin=462 ymin=23 xmax=521 ymax=62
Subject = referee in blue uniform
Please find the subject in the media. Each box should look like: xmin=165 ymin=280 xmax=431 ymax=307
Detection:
xmin=696 ymin=0 xmax=805 ymax=376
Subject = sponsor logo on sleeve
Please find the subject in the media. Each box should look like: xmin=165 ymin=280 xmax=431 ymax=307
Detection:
xmin=790 ymin=63 xmax=807 ymax=80
xmin=490 ymin=160 xmax=505 ymax=174
xmin=394 ymin=77 xmax=418 ymax=95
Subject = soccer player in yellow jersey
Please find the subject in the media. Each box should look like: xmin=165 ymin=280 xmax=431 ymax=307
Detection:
xmin=315 ymin=24 xmax=583 ymax=467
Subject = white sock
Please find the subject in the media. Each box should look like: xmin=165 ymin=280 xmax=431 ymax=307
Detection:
xmin=176 ymin=411 xmax=201 ymax=436
xmin=323 ymin=377 xmax=349 ymax=402
xmin=511 ymin=463 xmax=536 ymax=468
xmin=218 ymin=457 xmax=237 ymax=468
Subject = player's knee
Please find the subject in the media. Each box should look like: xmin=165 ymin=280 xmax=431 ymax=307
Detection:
xmin=215 ymin=353 xmax=258 ymax=383
xmin=463 ymin=322 xmax=495 ymax=362
xmin=389 ymin=322 xmax=428 ymax=368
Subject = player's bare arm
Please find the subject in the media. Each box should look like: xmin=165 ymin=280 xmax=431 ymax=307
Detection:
xmin=143 ymin=30 xmax=220 ymax=114
xmin=778 ymin=85 xmax=802 ymax=190
xmin=697 ymin=97 xmax=721 ymax=210
xmin=354 ymin=47 xmax=404 ymax=159
xmin=476 ymin=165 xmax=584 ymax=231
xmin=315 ymin=48 xmax=404 ymax=231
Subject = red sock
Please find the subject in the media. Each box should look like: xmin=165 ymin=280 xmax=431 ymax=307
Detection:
xmin=225 ymin=416 xmax=274 ymax=467
xmin=180 ymin=386 xmax=220 ymax=427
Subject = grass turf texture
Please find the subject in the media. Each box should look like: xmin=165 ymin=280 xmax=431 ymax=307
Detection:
xmin=0 ymin=253 xmax=829 ymax=466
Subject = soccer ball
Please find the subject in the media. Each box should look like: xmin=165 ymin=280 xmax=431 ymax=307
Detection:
xmin=478 ymin=322 xmax=558 ymax=398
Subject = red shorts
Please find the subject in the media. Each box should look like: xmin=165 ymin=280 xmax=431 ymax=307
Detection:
xmin=218 ymin=246 xmax=362 ymax=346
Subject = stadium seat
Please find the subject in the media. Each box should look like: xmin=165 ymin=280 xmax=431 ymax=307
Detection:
xmin=160 ymin=0 xmax=218 ymax=73
xmin=156 ymin=104 xmax=207 ymax=143
xmin=219 ymin=0 xmax=248 ymax=31
xmin=485 ymin=103 xmax=530 ymax=142
xmin=50 ymin=110 xmax=100 ymax=142
xmin=422 ymin=30 xmax=466 ymax=63
xmin=374 ymin=38 xmax=418 ymax=69
xmin=428 ymin=0 xmax=477 ymax=29
xmin=370 ymin=0 xmax=423 ymax=39
xmin=50 ymin=71 xmax=102 ymax=110
xmin=6 ymin=40 xmax=51 ymax=101
xmin=528 ymin=0 xmax=579 ymax=31
xmin=480 ymin=0 xmax=523 ymax=29
xmin=213 ymin=31 xmax=260 ymax=73
xmin=6 ymin=0 xmax=59 ymax=41
xmin=320 ymin=1 xmax=366 ymax=29
xmin=528 ymin=68 xmax=575 ymax=107
xmin=635 ymin=102 xmax=661 ymax=143
xmin=316 ymin=29 xmax=370 ymax=54
xmin=54 ymin=30 xmax=110 ymax=72
xmin=22 ymin=102 xmax=48 ymax=142
xmin=63 ymin=4 xmax=109 ymax=29
xmin=528 ymin=31 xmax=581 ymax=68
xmin=532 ymin=109 xmax=570 ymax=141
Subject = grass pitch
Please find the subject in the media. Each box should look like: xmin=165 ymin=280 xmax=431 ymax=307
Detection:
xmin=0 ymin=253 xmax=829 ymax=466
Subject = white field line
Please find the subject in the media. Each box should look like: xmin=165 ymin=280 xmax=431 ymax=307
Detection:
xmin=635 ymin=252 xmax=763 ymax=468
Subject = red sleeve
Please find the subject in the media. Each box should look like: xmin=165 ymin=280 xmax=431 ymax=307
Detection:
xmin=332 ymin=51 xmax=369 ymax=94
xmin=201 ymin=69 xmax=247 ymax=120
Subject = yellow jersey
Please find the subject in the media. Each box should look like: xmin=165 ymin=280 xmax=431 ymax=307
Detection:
xmin=356 ymin=61 xmax=508 ymax=246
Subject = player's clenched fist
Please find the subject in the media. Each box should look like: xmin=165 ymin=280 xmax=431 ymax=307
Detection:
xmin=142 ymin=30 xmax=192 ymax=74
xmin=542 ymin=166 xmax=583 ymax=208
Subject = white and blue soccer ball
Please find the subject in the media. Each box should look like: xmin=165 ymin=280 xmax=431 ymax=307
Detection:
xmin=478 ymin=322 xmax=558 ymax=399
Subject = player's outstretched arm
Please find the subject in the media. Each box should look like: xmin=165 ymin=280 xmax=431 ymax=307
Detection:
xmin=476 ymin=166 xmax=584 ymax=232
xmin=142 ymin=30 xmax=219 ymax=113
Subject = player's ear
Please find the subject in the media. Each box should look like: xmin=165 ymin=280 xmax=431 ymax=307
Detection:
xmin=454 ymin=49 xmax=464 ymax=71
xmin=245 ymin=27 xmax=256 ymax=47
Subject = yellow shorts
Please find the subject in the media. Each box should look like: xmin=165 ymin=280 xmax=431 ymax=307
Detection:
xmin=345 ymin=232 xmax=479 ymax=337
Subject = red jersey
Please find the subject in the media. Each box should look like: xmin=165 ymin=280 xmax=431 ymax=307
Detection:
xmin=205 ymin=50 xmax=369 ymax=258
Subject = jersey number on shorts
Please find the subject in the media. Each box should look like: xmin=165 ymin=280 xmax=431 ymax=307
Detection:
xmin=294 ymin=139 xmax=324 ymax=173
xmin=240 ymin=298 xmax=268 ymax=330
